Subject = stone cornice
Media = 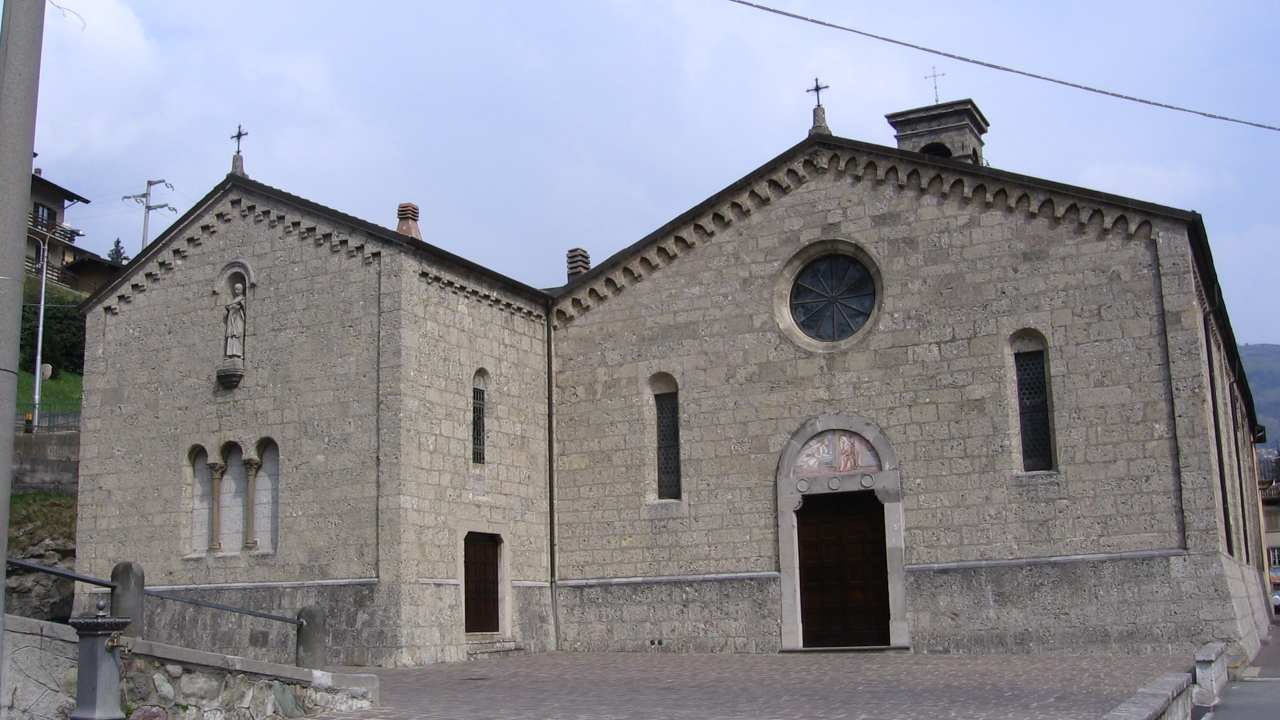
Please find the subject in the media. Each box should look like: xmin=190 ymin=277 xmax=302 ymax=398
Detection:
xmin=98 ymin=190 xmax=380 ymax=317
xmin=551 ymin=141 xmax=1159 ymax=329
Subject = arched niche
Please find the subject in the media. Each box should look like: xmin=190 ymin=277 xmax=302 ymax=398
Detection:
xmin=775 ymin=414 xmax=908 ymax=650
xmin=213 ymin=259 xmax=256 ymax=296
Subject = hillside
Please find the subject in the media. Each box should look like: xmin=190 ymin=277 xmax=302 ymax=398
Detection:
xmin=1240 ymin=344 xmax=1280 ymax=442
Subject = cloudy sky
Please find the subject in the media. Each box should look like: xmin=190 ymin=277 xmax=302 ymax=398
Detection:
xmin=28 ymin=0 xmax=1280 ymax=342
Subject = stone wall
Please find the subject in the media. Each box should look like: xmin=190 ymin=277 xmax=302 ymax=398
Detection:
xmin=1 ymin=614 xmax=377 ymax=720
xmin=905 ymin=551 xmax=1220 ymax=655
xmin=121 ymin=637 xmax=376 ymax=720
xmin=394 ymin=256 xmax=550 ymax=662
xmin=77 ymin=186 xmax=404 ymax=662
xmin=556 ymin=576 xmax=780 ymax=653
xmin=127 ymin=581 xmax=393 ymax=667
xmin=13 ymin=430 xmax=79 ymax=494
xmin=548 ymin=140 xmax=1265 ymax=654
xmin=2 ymin=615 xmax=77 ymax=720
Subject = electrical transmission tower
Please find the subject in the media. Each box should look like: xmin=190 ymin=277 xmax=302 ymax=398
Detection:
xmin=123 ymin=178 xmax=177 ymax=254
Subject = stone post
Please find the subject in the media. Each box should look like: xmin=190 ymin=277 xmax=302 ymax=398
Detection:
xmin=109 ymin=561 xmax=145 ymax=638
xmin=68 ymin=599 xmax=130 ymax=720
xmin=242 ymin=457 xmax=261 ymax=550
xmin=207 ymin=461 xmax=225 ymax=551
xmin=296 ymin=605 xmax=325 ymax=669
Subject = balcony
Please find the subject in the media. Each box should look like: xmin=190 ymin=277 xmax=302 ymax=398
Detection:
xmin=25 ymin=213 xmax=85 ymax=291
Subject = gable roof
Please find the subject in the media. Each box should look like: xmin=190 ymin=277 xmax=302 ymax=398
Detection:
xmin=79 ymin=133 xmax=1261 ymax=437
xmin=549 ymin=132 xmax=1260 ymax=436
xmin=82 ymin=172 xmax=551 ymax=313
xmin=32 ymin=173 xmax=90 ymax=206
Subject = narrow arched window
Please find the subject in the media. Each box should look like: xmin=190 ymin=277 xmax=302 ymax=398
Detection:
xmin=473 ymin=369 xmax=488 ymax=464
xmin=650 ymin=373 xmax=682 ymax=499
xmin=220 ymin=443 xmax=247 ymax=552
xmin=254 ymin=439 xmax=280 ymax=553
xmin=1011 ymin=331 xmax=1054 ymax=471
xmin=189 ymin=446 xmax=212 ymax=553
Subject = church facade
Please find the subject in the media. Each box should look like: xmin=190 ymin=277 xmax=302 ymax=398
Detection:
xmin=76 ymin=100 xmax=1272 ymax=666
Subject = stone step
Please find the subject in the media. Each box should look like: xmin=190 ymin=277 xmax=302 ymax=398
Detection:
xmin=466 ymin=639 xmax=525 ymax=660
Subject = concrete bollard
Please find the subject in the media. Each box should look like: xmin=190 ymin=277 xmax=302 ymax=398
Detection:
xmin=296 ymin=605 xmax=326 ymax=669
xmin=110 ymin=561 xmax=146 ymax=638
xmin=68 ymin=599 xmax=131 ymax=720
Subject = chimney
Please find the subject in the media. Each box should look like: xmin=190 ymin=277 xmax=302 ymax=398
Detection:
xmin=566 ymin=247 xmax=590 ymax=281
xmin=884 ymin=99 xmax=989 ymax=165
xmin=396 ymin=202 xmax=422 ymax=240
xmin=33 ymin=167 xmax=42 ymax=176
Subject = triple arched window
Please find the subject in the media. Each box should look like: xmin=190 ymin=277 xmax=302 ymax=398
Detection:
xmin=189 ymin=439 xmax=280 ymax=555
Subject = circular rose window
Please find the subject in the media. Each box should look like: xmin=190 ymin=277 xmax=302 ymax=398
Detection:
xmin=788 ymin=254 xmax=876 ymax=342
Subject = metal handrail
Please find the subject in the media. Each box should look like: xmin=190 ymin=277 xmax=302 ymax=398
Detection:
xmin=5 ymin=558 xmax=301 ymax=626
xmin=142 ymin=589 xmax=302 ymax=626
xmin=5 ymin=557 xmax=116 ymax=588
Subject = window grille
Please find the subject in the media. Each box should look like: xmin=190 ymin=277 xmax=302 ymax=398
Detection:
xmin=1269 ymin=546 xmax=1280 ymax=568
xmin=655 ymin=391 xmax=681 ymax=499
xmin=472 ymin=387 xmax=485 ymax=464
xmin=1015 ymin=350 xmax=1053 ymax=472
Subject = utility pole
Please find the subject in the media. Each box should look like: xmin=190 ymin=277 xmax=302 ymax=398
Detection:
xmin=123 ymin=178 xmax=176 ymax=254
xmin=29 ymin=226 xmax=51 ymax=430
xmin=0 ymin=0 xmax=46 ymax=705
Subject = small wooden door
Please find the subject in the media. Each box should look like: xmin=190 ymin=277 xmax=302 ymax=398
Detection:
xmin=464 ymin=532 xmax=501 ymax=633
xmin=797 ymin=490 xmax=890 ymax=647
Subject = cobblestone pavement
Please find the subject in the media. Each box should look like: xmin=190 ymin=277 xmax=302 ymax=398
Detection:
xmin=319 ymin=651 xmax=1189 ymax=720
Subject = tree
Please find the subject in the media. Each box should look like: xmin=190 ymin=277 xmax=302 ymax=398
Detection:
xmin=107 ymin=238 xmax=129 ymax=264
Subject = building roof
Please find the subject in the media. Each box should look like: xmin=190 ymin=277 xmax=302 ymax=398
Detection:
xmin=31 ymin=172 xmax=90 ymax=205
xmin=80 ymin=130 xmax=1262 ymax=436
xmin=81 ymin=172 xmax=551 ymax=313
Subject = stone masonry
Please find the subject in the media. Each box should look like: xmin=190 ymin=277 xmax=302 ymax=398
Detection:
xmin=77 ymin=100 xmax=1271 ymax=665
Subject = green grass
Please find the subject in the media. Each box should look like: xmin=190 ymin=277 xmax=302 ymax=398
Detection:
xmin=14 ymin=369 xmax=81 ymax=412
xmin=8 ymin=491 xmax=77 ymax=556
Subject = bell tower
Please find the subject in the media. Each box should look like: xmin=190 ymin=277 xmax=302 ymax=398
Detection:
xmin=884 ymin=99 xmax=989 ymax=165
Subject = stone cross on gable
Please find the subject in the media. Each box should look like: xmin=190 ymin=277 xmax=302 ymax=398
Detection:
xmin=806 ymin=77 xmax=829 ymax=107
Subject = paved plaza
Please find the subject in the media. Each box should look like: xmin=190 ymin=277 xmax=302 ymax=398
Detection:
xmin=320 ymin=651 xmax=1190 ymax=720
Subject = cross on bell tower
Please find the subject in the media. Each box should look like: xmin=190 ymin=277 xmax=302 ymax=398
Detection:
xmin=229 ymin=124 xmax=249 ymax=177
xmin=806 ymin=77 xmax=831 ymax=137
xmin=924 ymin=66 xmax=946 ymax=104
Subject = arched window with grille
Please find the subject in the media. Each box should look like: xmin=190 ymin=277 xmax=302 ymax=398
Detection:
xmin=1011 ymin=330 xmax=1055 ymax=472
xmin=472 ymin=369 xmax=488 ymax=465
xmin=650 ymin=373 xmax=682 ymax=499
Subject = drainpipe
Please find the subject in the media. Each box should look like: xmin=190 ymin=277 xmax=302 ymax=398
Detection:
xmin=545 ymin=303 xmax=560 ymax=649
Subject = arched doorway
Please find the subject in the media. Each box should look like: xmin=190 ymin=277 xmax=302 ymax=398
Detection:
xmin=776 ymin=416 xmax=907 ymax=649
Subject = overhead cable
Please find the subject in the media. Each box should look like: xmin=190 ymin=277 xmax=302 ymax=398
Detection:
xmin=725 ymin=0 xmax=1280 ymax=133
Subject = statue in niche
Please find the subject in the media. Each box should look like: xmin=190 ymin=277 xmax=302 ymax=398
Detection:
xmin=224 ymin=282 xmax=246 ymax=359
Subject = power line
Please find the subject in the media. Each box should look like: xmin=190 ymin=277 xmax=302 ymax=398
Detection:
xmin=725 ymin=0 xmax=1280 ymax=133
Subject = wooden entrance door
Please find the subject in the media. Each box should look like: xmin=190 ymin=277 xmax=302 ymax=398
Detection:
xmin=464 ymin=532 xmax=501 ymax=633
xmin=797 ymin=490 xmax=890 ymax=647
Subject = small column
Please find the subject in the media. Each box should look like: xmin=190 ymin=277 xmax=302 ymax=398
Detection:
xmin=109 ymin=561 xmax=145 ymax=638
xmin=207 ymin=461 xmax=225 ymax=551
xmin=68 ymin=599 xmax=131 ymax=720
xmin=242 ymin=457 xmax=261 ymax=550
xmin=296 ymin=606 xmax=326 ymax=668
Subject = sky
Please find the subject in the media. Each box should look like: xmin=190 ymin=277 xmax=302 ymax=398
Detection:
xmin=25 ymin=0 xmax=1280 ymax=343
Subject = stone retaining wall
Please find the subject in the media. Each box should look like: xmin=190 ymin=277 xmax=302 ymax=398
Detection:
xmin=121 ymin=637 xmax=377 ymax=720
xmin=2 ymin=615 xmax=77 ymax=720
xmin=13 ymin=431 xmax=79 ymax=494
xmin=1 ymin=614 xmax=378 ymax=720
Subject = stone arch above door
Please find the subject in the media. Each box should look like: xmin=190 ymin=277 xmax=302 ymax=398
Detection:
xmin=775 ymin=414 xmax=908 ymax=649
